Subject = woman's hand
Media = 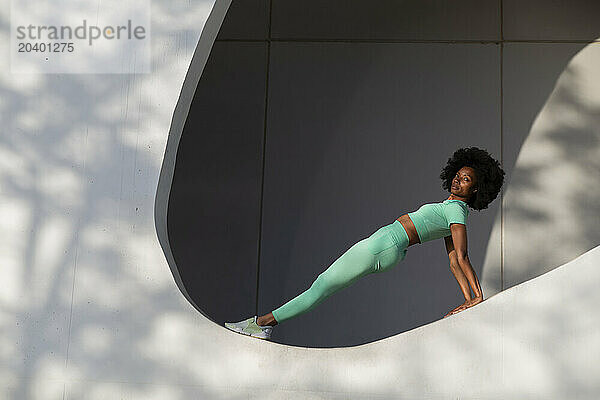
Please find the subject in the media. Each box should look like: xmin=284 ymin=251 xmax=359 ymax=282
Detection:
xmin=443 ymin=296 xmax=483 ymax=318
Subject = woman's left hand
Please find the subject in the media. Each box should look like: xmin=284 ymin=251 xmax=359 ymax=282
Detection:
xmin=443 ymin=296 xmax=483 ymax=318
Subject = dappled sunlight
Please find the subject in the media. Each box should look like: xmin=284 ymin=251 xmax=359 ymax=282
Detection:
xmin=0 ymin=201 xmax=29 ymax=302
xmin=0 ymin=0 xmax=217 ymax=398
xmin=483 ymin=44 xmax=600 ymax=289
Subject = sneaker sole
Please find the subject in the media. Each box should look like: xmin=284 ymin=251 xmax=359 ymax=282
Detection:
xmin=224 ymin=325 xmax=271 ymax=340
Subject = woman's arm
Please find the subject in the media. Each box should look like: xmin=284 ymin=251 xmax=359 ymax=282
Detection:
xmin=443 ymin=224 xmax=484 ymax=317
xmin=449 ymin=223 xmax=482 ymax=298
xmin=444 ymin=235 xmax=472 ymax=301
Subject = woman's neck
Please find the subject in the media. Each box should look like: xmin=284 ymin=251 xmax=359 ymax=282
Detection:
xmin=447 ymin=195 xmax=468 ymax=202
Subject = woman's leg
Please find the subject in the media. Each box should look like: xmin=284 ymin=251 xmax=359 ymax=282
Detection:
xmin=264 ymin=221 xmax=409 ymax=325
xmin=268 ymin=239 xmax=375 ymax=324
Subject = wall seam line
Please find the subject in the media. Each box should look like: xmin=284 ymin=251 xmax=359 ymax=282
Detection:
xmin=500 ymin=0 xmax=505 ymax=293
xmin=255 ymin=0 xmax=273 ymax=318
xmin=216 ymin=39 xmax=600 ymax=44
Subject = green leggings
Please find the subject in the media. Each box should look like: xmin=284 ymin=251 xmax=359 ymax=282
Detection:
xmin=271 ymin=220 xmax=410 ymax=324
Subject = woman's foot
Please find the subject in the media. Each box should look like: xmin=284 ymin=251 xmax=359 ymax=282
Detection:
xmin=224 ymin=316 xmax=273 ymax=340
xmin=256 ymin=312 xmax=278 ymax=327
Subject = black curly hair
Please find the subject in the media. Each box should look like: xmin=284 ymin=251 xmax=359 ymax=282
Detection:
xmin=440 ymin=147 xmax=505 ymax=211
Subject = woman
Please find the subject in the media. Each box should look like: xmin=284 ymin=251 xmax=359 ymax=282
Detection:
xmin=225 ymin=147 xmax=505 ymax=340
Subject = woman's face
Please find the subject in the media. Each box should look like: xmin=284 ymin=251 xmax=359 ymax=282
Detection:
xmin=451 ymin=166 xmax=478 ymax=200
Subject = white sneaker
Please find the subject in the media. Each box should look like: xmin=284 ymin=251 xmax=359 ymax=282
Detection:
xmin=224 ymin=315 xmax=273 ymax=340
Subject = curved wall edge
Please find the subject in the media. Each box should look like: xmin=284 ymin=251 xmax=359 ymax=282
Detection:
xmin=154 ymin=0 xmax=232 ymax=321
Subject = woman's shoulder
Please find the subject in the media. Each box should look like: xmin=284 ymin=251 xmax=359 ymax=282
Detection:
xmin=442 ymin=199 xmax=470 ymax=216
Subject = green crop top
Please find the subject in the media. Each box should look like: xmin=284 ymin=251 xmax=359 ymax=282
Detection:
xmin=407 ymin=199 xmax=469 ymax=244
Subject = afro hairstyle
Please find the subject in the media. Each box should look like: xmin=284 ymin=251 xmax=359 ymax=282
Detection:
xmin=440 ymin=147 xmax=505 ymax=211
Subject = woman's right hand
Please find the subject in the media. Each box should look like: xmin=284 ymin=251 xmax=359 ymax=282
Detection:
xmin=444 ymin=301 xmax=470 ymax=318
xmin=443 ymin=296 xmax=483 ymax=318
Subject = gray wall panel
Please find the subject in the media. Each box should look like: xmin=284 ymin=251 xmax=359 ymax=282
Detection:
xmin=216 ymin=0 xmax=270 ymax=40
xmin=260 ymin=42 xmax=501 ymax=347
xmin=170 ymin=0 xmax=599 ymax=348
xmin=504 ymin=0 xmax=600 ymax=41
xmin=168 ymin=41 xmax=267 ymax=324
xmin=271 ymin=0 xmax=500 ymax=41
